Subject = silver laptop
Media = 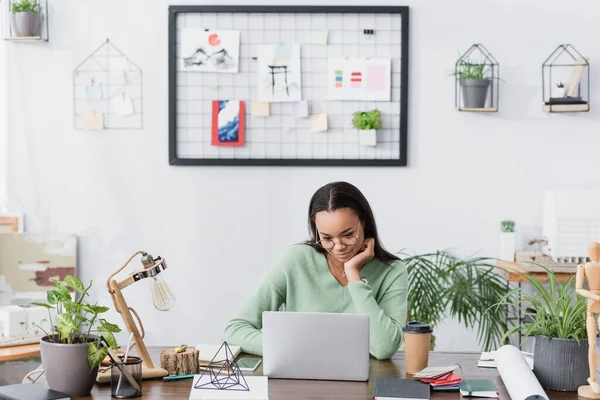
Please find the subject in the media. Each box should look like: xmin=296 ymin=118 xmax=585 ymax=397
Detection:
xmin=262 ymin=311 xmax=370 ymax=381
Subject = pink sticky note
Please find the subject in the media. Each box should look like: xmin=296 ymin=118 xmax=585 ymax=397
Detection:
xmin=293 ymin=100 xmax=309 ymax=118
xmin=366 ymin=64 xmax=386 ymax=91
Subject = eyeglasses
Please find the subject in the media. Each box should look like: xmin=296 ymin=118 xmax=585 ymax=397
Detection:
xmin=316 ymin=229 xmax=360 ymax=250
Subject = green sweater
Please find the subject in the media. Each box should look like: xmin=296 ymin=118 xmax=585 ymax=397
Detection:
xmin=223 ymin=244 xmax=408 ymax=360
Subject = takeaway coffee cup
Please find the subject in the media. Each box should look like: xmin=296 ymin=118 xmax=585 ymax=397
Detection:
xmin=403 ymin=321 xmax=433 ymax=374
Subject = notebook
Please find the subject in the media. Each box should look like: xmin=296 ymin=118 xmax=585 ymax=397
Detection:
xmin=195 ymin=344 xmax=241 ymax=366
xmin=412 ymin=365 xmax=458 ymax=379
xmin=459 ymin=379 xmax=499 ymax=398
xmin=0 ymin=384 xmax=70 ymax=400
xmin=373 ymin=378 xmax=430 ymax=400
xmin=189 ymin=375 xmax=268 ymax=400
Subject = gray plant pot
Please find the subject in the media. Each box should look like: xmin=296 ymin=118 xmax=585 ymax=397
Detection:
xmin=461 ymin=78 xmax=491 ymax=108
xmin=10 ymin=11 xmax=41 ymax=37
xmin=40 ymin=335 xmax=99 ymax=397
xmin=533 ymin=335 xmax=588 ymax=391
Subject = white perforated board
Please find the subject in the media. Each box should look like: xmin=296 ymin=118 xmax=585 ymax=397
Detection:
xmin=168 ymin=6 xmax=409 ymax=166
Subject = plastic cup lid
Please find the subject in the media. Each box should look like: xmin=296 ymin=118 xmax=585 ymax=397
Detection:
xmin=403 ymin=321 xmax=433 ymax=334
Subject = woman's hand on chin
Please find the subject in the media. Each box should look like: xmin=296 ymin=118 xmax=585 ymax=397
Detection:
xmin=344 ymin=238 xmax=375 ymax=281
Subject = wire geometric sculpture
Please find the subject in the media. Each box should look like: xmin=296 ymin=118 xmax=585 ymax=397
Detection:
xmin=454 ymin=44 xmax=499 ymax=112
xmin=193 ymin=342 xmax=250 ymax=392
xmin=542 ymin=44 xmax=590 ymax=113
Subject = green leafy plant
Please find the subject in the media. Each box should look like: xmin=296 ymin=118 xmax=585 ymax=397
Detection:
xmin=10 ymin=0 xmax=40 ymax=13
xmin=352 ymin=109 xmax=382 ymax=131
xmin=501 ymin=220 xmax=515 ymax=232
xmin=453 ymin=61 xmax=492 ymax=80
xmin=492 ymin=268 xmax=587 ymax=342
xmin=30 ymin=275 xmax=121 ymax=369
xmin=557 ymin=82 xmax=565 ymax=88
xmin=401 ymin=250 xmax=509 ymax=351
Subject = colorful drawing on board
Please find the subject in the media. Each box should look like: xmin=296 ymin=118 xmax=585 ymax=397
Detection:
xmin=181 ymin=29 xmax=240 ymax=73
xmin=350 ymin=71 xmax=362 ymax=88
xmin=327 ymin=58 xmax=391 ymax=101
xmin=335 ymin=70 xmax=343 ymax=88
xmin=257 ymin=44 xmax=302 ymax=102
xmin=212 ymin=100 xmax=245 ymax=146
xmin=0 ymin=234 xmax=77 ymax=305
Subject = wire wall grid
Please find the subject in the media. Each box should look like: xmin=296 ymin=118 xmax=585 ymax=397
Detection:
xmin=168 ymin=6 xmax=409 ymax=166
xmin=73 ymin=39 xmax=143 ymax=130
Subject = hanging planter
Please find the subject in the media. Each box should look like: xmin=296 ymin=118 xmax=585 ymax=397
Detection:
xmin=10 ymin=0 xmax=41 ymax=37
xmin=454 ymin=44 xmax=499 ymax=112
xmin=542 ymin=44 xmax=590 ymax=113
xmin=352 ymin=109 xmax=381 ymax=147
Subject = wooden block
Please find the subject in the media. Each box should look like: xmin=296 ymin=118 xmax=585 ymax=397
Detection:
xmin=543 ymin=104 xmax=589 ymax=112
xmin=458 ymin=107 xmax=498 ymax=112
xmin=160 ymin=347 xmax=200 ymax=376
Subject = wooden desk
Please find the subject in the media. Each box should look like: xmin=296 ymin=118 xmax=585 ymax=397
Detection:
xmin=82 ymin=351 xmax=576 ymax=399
xmin=0 ymin=343 xmax=40 ymax=362
xmin=496 ymin=260 xmax=575 ymax=283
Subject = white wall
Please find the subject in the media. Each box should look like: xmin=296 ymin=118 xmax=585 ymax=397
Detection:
xmin=5 ymin=0 xmax=600 ymax=351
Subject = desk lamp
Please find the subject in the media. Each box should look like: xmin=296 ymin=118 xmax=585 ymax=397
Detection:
xmin=103 ymin=251 xmax=176 ymax=381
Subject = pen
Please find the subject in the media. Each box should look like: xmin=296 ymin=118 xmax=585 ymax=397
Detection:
xmin=163 ymin=374 xmax=196 ymax=381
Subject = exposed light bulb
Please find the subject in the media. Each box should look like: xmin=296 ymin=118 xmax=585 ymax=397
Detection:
xmin=150 ymin=275 xmax=176 ymax=311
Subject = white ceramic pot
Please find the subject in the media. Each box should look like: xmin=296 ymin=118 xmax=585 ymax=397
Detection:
xmin=500 ymin=232 xmax=515 ymax=262
xmin=359 ymin=129 xmax=377 ymax=146
xmin=552 ymin=87 xmax=565 ymax=98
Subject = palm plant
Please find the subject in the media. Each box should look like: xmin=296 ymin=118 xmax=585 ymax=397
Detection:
xmin=401 ymin=250 xmax=509 ymax=351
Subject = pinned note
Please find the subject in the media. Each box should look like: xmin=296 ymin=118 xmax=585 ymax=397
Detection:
xmin=114 ymin=94 xmax=135 ymax=116
xmin=85 ymin=80 xmax=103 ymax=100
xmin=292 ymin=100 xmax=309 ymax=118
xmin=83 ymin=111 xmax=104 ymax=131
xmin=310 ymin=114 xmax=328 ymax=132
xmin=273 ymin=42 xmax=293 ymax=63
xmin=311 ymin=29 xmax=329 ymax=45
xmin=251 ymin=100 xmax=270 ymax=117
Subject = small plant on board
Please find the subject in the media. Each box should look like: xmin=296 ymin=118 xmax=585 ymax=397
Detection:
xmin=352 ymin=109 xmax=382 ymax=131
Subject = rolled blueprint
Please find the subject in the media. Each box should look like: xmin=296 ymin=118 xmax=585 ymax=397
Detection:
xmin=496 ymin=345 xmax=549 ymax=400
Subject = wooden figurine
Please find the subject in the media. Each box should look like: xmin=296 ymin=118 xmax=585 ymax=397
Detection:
xmin=576 ymin=242 xmax=600 ymax=398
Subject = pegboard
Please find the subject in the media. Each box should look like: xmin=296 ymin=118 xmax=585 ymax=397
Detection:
xmin=168 ymin=6 xmax=409 ymax=166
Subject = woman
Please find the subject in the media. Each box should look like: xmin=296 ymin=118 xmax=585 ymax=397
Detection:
xmin=223 ymin=181 xmax=408 ymax=360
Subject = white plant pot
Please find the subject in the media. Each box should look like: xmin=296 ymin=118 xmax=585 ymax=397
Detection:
xmin=359 ymin=129 xmax=377 ymax=146
xmin=500 ymin=232 xmax=515 ymax=262
xmin=552 ymin=87 xmax=565 ymax=98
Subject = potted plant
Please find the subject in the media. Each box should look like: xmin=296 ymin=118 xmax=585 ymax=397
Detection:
xmin=30 ymin=275 xmax=121 ymax=397
xmin=455 ymin=61 xmax=492 ymax=108
xmin=401 ymin=250 xmax=509 ymax=351
xmin=493 ymin=269 xmax=588 ymax=391
xmin=500 ymin=220 xmax=516 ymax=262
xmin=553 ymin=82 xmax=565 ymax=98
xmin=9 ymin=0 xmax=41 ymax=38
xmin=352 ymin=109 xmax=381 ymax=147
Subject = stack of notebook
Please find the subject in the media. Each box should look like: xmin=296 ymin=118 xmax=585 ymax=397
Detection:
xmin=412 ymin=365 xmax=462 ymax=391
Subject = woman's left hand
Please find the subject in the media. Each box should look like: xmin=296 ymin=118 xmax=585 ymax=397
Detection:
xmin=344 ymin=238 xmax=375 ymax=279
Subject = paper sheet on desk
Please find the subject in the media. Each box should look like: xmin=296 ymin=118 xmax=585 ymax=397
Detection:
xmin=189 ymin=375 xmax=268 ymax=400
xmin=495 ymin=345 xmax=548 ymax=400
xmin=479 ymin=350 xmax=533 ymax=369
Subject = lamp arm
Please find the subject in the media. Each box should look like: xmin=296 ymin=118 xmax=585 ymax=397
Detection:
xmin=129 ymin=306 xmax=145 ymax=339
xmin=106 ymin=250 xmax=146 ymax=313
